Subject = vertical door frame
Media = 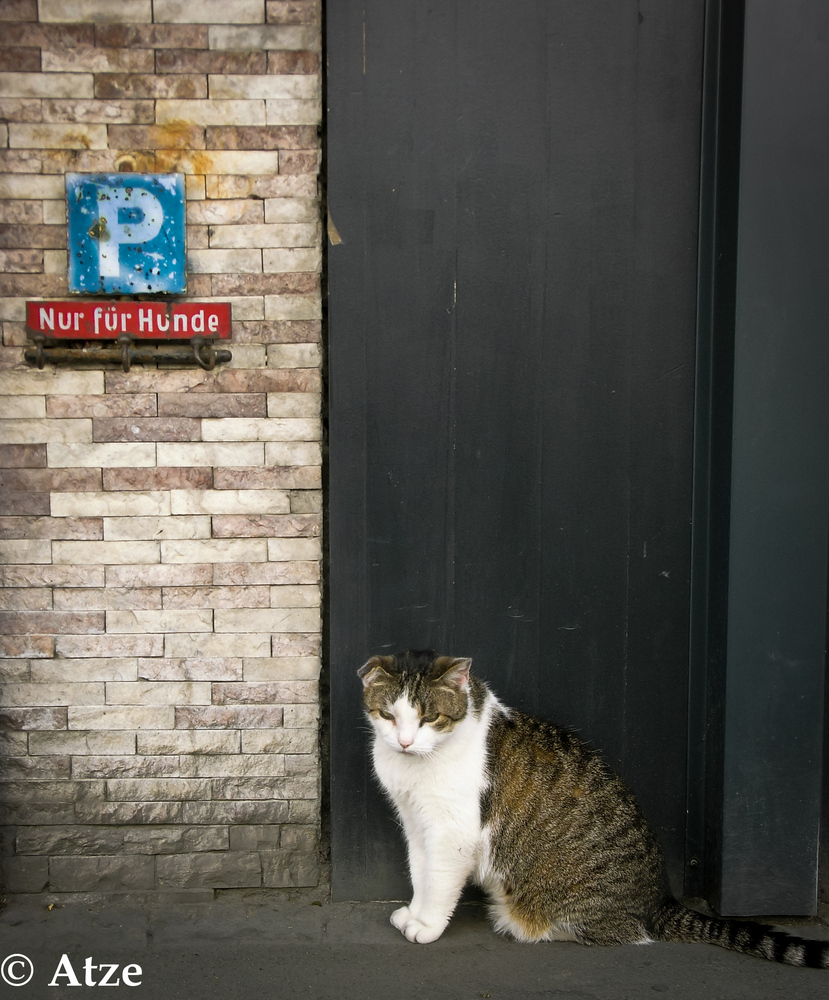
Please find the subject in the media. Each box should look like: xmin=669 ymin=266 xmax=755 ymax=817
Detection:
xmin=688 ymin=0 xmax=829 ymax=915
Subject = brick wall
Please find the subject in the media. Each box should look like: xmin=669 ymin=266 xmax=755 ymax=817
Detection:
xmin=0 ymin=0 xmax=323 ymax=897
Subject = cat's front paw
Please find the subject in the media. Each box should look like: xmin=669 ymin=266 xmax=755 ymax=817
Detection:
xmin=390 ymin=906 xmax=412 ymax=932
xmin=390 ymin=906 xmax=445 ymax=943
xmin=402 ymin=918 xmax=445 ymax=944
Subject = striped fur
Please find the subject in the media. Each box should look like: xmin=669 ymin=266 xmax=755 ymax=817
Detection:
xmin=359 ymin=651 xmax=829 ymax=966
xmin=654 ymin=901 xmax=829 ymax=967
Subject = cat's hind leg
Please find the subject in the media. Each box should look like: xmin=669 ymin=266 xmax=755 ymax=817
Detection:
xmin=489 ymin=886 xmax=650 ymax=947
xmin=486 ymin=882 xmax=578 ymax=943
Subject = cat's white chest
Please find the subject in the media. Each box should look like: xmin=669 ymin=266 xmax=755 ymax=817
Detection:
xmin=372 ymin=704 xmax=493 ymax=856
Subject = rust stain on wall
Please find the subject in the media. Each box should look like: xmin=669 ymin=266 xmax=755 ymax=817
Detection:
xmin=115 ymin=151 xmax=157 ymax=173
xmin=158 ymin=119 xmax=201 ymax=148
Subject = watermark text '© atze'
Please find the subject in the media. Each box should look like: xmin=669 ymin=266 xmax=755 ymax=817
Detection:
xmin=2 ymin=953 xmax=143 ymax=988
xmin=49 ymin=954 xmax=143 ymax=987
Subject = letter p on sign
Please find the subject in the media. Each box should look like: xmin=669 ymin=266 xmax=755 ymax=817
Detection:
xmin=67 ymin=173 xmax=186 ymax=295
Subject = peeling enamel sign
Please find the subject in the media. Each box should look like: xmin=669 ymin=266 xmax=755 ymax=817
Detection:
xmin=67 ymin=173 xmax=186 ymax=295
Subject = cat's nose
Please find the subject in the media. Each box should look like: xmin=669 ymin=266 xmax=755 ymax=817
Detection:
xmin=398 ymin=733 xmax=415 ymax=748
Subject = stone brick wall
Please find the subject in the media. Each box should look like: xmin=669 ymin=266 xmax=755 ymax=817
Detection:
xmin=0 ymin=0 xmax=323 ymax=897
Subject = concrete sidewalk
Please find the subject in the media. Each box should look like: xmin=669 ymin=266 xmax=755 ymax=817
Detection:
xmin=1 ymin=890 xmax=827 ymax=999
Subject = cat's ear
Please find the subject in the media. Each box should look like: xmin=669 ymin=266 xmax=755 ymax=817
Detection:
xmin=358 ymin=655 xmax=393 ymax=688
xmin=435 ymin=657 xmax=472 ymax=690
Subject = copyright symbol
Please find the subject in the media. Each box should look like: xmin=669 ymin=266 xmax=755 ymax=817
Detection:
xmin=1 ymin=954 xmax=34 ymax=986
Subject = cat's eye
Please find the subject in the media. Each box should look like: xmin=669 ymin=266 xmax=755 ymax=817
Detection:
xmin=420 ymin=712 xmax=439 ymax=724
xmin=378 ymin=709 xmax=394 ymax=721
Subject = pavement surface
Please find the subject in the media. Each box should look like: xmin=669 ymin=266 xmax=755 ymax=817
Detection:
xmin=1 ymin=889 xmax=827 ymax=999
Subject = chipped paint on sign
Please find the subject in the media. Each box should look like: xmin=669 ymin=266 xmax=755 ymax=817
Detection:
xmin=67 ymin=173 xmax=186 ymax=295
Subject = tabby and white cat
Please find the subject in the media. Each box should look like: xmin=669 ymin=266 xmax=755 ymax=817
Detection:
xmin=359 ymin=650 xmax=829 ymax=967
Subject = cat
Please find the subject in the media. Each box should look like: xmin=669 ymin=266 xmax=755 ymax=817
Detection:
xmin=359 ymin=650 xmax=829 ymax=967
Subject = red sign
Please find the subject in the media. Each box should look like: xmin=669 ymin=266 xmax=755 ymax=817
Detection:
xmin=26 ymin=301 xmax=231 ymax=340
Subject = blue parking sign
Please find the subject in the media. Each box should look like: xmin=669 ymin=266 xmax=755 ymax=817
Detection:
xmin=67 ymin=173 xmax=186 ymax=295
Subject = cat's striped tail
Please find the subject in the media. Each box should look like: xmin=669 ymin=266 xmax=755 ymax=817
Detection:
xmin=652 ymin=899 xmax=829 ymax=968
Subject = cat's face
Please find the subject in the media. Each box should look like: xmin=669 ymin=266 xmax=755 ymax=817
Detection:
xmin=359 ymin=651 xmax=472 ymax=756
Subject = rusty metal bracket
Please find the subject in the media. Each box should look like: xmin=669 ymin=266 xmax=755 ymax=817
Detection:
xmin=118 ymin=333 xmax=133 ymax=372
xmin=23 ymin=342 xmax=233 ymax=370
xmin=190 ymin=334 xmax=217 ymax=372
xmin=31 ymin=332 xmax=46 ymax=370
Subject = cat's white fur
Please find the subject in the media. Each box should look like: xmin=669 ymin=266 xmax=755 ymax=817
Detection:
xmin=370 ymin=689 xmax=496 ymax=943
